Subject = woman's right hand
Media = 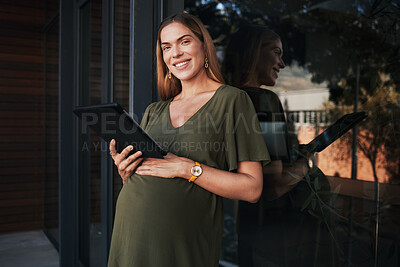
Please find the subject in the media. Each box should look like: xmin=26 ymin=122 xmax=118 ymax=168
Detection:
xmin=109 ymin=139 xmax=143 ymax=184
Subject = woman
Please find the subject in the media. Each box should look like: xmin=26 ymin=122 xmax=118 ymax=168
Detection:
xmin=222 ymin=25 xmax=334 ymax=267
xmin=107 ymin=13 xmax=270 ymax=267
xmin=223 ymin=25 xmax=311 ymax=201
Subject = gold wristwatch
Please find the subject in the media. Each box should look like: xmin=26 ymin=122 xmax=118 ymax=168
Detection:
xmin=189 ymin=162 xmax=202 ymax=182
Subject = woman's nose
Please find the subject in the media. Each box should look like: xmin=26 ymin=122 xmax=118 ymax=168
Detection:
xmin=172 ymin=46 xmax=183 ymax=57
xmin=279 ymin=58 xmax=285 ymax=69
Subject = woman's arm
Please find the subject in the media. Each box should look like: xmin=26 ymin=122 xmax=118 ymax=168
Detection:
xmin=135 ymin=153 xmax=263 ymax=203
xmin=262 ymin=158 xmax=309 ymax=201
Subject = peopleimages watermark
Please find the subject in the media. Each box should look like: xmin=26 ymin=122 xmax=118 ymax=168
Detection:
xmin=79 ymin=111 xmax=289 ymax=136
xmin=81 ymin=140 xmax=228 ymax=153
xmin=80 ymin=112 xmax=142 ymax=135
xmin=164 ymin=141 xmax=228 ymax=152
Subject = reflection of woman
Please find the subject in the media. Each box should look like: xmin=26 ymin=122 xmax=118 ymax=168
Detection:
xmin=223 ymin=25 xmax=310 ymax=203
xmin=107 ymin=14 xmax=270 ymax=267
xmin=223 ymin=25 xmax=334 ymax=266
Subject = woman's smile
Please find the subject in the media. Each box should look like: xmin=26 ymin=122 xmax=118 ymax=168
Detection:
xmin=173 ymin=59 xmax=191 ymax=69
xmin=272 ymin=67 xmax=280 ymax=79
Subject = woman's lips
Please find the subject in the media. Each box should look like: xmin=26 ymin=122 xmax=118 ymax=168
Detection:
xmin=174 ymin=60 xmax=190 ymax=70
xmin=273 ymin=68 xmax=279 ymax=78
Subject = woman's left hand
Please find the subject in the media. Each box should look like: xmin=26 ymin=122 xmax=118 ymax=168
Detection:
xmin=137 ymin=153 xmax=263 ymax=203
xmin=135 ymin=153 xmax=192 ymax=179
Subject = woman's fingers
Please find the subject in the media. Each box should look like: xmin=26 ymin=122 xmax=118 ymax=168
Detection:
xmin=113 ymin=145 xmax=134 ymax=166
xmin=118 ymin=151 xmax=143 ymax=171
xmin=110 ymin=144 xmax=183 ymax=180
xmin=135 ymin=155 xmax=186 ymax=178
xmin=109 ymin=139 xmax=118 ymax=158
xmin=109 ymin=140 xmax=144 ymax=183
xmin=120 ymin=155 xmax=144 ymax=184
xmin=135 ymin=165 xmax=155 ymax=176
xmin=126 ymin=157 xmax=144 ymax=173
xmin=119 ymin=145 xmax=134 ymax=159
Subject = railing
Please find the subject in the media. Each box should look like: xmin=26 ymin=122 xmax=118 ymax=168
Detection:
xmin=286 ymin=110 xmax=330 ymax=126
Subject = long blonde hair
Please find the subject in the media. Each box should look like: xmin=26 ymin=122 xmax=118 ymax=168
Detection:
xmin=156 ymin=12 xmax=224 ymax=101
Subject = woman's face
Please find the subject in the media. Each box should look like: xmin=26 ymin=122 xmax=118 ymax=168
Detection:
xmin=256 ymin=38 xmax=285 ymax=86
xmin=160 ymin=22 xmax=206 ymax=82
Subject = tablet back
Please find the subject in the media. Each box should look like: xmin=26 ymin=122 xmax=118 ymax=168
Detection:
xmin=73 ymin=103 xmax=167 ymax=158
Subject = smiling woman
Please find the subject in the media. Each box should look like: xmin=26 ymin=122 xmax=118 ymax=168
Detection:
xmin=107 ymin=13 xmax=270 ymax=267
xmin=156 ymin=13 xmax=223 ymax=101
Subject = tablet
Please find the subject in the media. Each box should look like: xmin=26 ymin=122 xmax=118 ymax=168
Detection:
xmin=73 ymin=102 xmax=167 ymax=158
xmin=304 ymin=111 xmax=367 ymax=153
xmin=260 ymin=111 xmax=367 ymax=162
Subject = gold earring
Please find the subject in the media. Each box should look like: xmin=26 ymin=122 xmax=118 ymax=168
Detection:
xmin=168 ymin=71 xmax=172 ymax=79
xmin=204 ymin=57 xmax=209 ymax=69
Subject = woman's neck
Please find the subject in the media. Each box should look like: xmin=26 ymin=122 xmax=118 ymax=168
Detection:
xmin=243 ymin=80 xmax=261 ymax=88
xmin=178 ymin=71 xmax=222 ymax=99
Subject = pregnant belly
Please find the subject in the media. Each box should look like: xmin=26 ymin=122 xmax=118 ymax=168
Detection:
xmin=115 ymin=174 xmax=221 ymax=233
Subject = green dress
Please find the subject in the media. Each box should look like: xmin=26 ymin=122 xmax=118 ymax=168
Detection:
xmin=108 ymin=85 xmax=270 ymax=267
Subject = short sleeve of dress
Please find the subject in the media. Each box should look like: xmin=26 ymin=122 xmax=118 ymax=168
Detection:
xmin=224 ymin=90 xmax=271 ymax=171
xmin=140 ymin=103 xmax=156 ymax=129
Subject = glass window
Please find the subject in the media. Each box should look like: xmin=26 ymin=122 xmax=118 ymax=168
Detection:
xmin=185 ymin=1 xmax=400 ymax=266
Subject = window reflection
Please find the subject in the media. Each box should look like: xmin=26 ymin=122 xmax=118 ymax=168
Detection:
xmin=185 ymin=1 xmax=400 ymax=266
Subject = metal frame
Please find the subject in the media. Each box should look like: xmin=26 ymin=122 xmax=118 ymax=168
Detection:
xmin=129 ymin=0 xmax=155 ymax=119
xmin=100 ymin=0 xmax=115 ymax=265
xmin=163 ymin=0 xmax=184 ymax=16
xmin=76 ymin=1 xmax=91 ymax=265
xmin=59 ymin=0 xmax=79 ymax=265
xmin=43 ymin=9 xmax=60 ymax=250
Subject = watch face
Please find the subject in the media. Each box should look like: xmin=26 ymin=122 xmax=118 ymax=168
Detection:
xmin=191 ymin=165 xmax=202 ymax=176
xmin=307 ymin=158 xmax=314 ymax=169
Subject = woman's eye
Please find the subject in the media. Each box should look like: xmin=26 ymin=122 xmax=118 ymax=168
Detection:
xmin=182 ymin=40 xmax=190 ymax=45
xmin=162 ymin=46 xmax=170 ymax=51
